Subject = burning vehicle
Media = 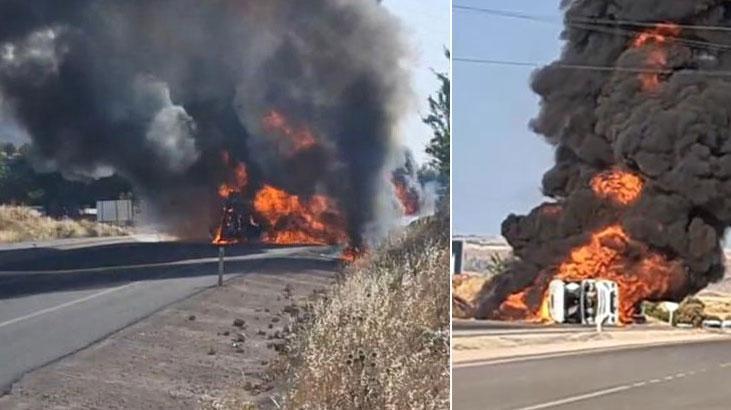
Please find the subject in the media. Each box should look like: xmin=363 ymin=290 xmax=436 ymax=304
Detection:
xmin=547 ymin=279 xmax=619 ymax=326
xmin=475 ymin=1 xmax=731 ymax=324
xmin=212 ymin=192 xmax=262 ymax=245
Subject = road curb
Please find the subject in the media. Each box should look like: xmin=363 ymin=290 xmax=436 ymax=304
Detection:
xmin=453 ymin=336 xmax=731 ymax=368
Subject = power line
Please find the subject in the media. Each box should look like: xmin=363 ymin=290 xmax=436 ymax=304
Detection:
xmin=454 ymin=5 xmax=731 ymax=52
xmin=573 ymin=16 xmax=731 ymax=33
xmin=568 ymin=21 xmax=731 ymax=51
xmin=453 ymin=5 xmax=557 ymax=24
xmin=454 ymin=57 xmax=731 ymax=77
xmin=453 ymin=4 xmax=731 ymax=33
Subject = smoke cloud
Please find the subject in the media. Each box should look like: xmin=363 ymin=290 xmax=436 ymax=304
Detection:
xmin=0 ymin=0 xmax=411 ymax=245
xmin=478 ymin=0 xmax=731 ymax=318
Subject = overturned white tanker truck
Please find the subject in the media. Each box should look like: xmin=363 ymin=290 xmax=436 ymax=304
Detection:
xmin=546 ymin=279 xmax=619 ymax=326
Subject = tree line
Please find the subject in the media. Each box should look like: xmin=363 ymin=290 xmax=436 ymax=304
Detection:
xmin=0 ymin=143 xmax=132 ymax=217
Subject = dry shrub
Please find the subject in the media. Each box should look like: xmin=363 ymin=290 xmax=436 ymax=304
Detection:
xmin=0 ymin=206 xmax=129 ymax=243
xmin=452 ymin=275 xmax=490 ymax=319
xmin=697 ymin=294 xmax=731 ymax=321
xmin=644 ymin=297 xmax=709 ymax=327
xmin=281 ymin=214 xmax=449 ymax=410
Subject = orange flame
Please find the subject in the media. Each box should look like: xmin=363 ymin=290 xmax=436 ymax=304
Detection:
xmin=212 ymin=151 xmax=251 ymax=245
xmin=497 ymin=281 xmax=552 ymax=323
xmin=499 ymin=225 xmax=684 ymax=323
xmin=590 ymin=169 xmax=643 ymax=205
xmin=212 ymin=205 xmax=242 ymax=246
xmin=217 ymin=151 xmax=249 ymax=199
xmin=392 ymin=176 xmax=420 ymax=216
xmin=253 ymin=184 xmax=348 ymax=245
xmin=631 ymin=24 xmax=680 ymax=92
xmin=553 ymin=225 xmax=679 ymax=322
xmin=340 ymin=246 xmax=365 ymax=263
xmin=262 ymin=110 xmax=317 ymax=154
xmin=213 ymin=225 xmax=238 ymax=246
xmin=632 ymin=24 xmax=681 ymax=48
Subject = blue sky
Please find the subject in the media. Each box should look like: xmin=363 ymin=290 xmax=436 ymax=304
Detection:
xmin=453 ymin=0 xmax=564 ymax=235
xmin=386 ymin=0 xmax=450 ymax=165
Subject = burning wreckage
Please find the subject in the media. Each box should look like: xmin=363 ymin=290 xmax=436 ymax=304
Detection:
xmin=0 ymin=1 xmax=432 ymax=258
xmin=210 ymin=118 xmax=429 ymax=252
xmin=476 ymin=1 xmax=731 ymax=325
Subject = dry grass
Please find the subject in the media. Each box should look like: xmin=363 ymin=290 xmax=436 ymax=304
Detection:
xmin=452 ymin=275 xmax=490 ymax=304
xmin=452 ymin=274 xmax=491 ymax=319
xmin=0 ymin=206 xmax=129 ymax=243
xmin=279 ymin=214 xmax=450 ymax=410
xmin=644 ymin=293 xmax=731 ymax=326
xmin=699 ymin=294 xmax=731 ymax=320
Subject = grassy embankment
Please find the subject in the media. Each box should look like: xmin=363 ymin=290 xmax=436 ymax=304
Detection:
xmin=0 ymin=205 xmax=129 ymax=243
xmin=278 ymin=213 xmax=450 ymax=409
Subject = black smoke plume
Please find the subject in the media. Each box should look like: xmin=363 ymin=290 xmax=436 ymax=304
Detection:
xmin=477 ymin=0 xmax=731 ymax=318
xmin=0 ymin=0 xmax=410 ymax=245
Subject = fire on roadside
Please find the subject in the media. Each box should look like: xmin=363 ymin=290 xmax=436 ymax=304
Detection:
xmin=392 ymin=175 xmax=420 ymax=216
xmin=262 ymin=110 xmax=318 ymax=155
xmin=253 ymin=184 xmax=348 ymax=245
xmin=211 ymin=109 xmax=423 ymax=263
xmin=590 ymin=169 xmax=644 ymax=206
xmin=497 ymin=225 xmax=684 ymax=324
xmin=340 ymin=245 xmax=365 ymax=263
xmin=496 ymin=169 xmax=685 ymax=324
xmin=630 ymin=23 xmax=681 ymax=92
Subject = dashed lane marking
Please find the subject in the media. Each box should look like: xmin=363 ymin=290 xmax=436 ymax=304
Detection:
xmin=515 ymin=362 xmax=731 ymax=410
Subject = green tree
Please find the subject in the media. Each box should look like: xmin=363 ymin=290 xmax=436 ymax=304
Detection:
xmin=0 ymin=143 xmax=133 ymax=213
xmin=1 ymin=142 xmax=16 ymax=157
xmin=423 ymin=49 xmax=450 ymax=182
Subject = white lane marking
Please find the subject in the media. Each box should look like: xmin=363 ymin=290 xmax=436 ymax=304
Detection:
xmin=515 ymin=385 xmax=633 ymax=410
xmin=515 ymin=363 xmax=731 ymax=410
xmin=0 ymin=283 xmax=134 ymax=329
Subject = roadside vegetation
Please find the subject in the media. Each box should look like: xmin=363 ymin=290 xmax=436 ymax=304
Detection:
xmin=267 ymin=52 xmax=451 ymax=409
xmin=452 ymin=253 xmax=514 ymax=318
xmin=644 ymin=294 xmax=731 ymax=327
xmin=278 ymin=51 xmax=451 ymax=409
xmin=278 ymin=213 xmax=449 ymax=409
xmin=0 ymin=205 xmax=129 ymax=243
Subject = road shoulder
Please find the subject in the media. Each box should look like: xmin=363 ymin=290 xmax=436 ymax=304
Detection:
xmin=0 ymin=258 xmax=336 ymax=409
xmin=453 ymin=325 xmax=731 ymax=366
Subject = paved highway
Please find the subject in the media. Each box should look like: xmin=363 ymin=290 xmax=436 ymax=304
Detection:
xmin=454 ymin=339 xmax=731 ymax=410
xmin=0 ymin=238 xmax=336 ymax=393
xmin=452 ymin=319 xmax=677 ymax=338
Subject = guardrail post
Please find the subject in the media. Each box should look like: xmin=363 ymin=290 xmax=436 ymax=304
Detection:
xmin=596 ymin=314 xmax=606 ymax=333
xmin=218 ymin=246 xmax=225 ymax=287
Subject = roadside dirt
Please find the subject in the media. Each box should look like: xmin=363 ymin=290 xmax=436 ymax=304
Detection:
xmin=453 ymin=326 xmax=731 ymax=364
xmin=0 ymin=256 xmax=338 ymax=409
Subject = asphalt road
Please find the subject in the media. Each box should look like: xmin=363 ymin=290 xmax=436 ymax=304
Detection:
xmin=454 ymin=339 xmax=731 ymax=410
xmin=452 ymin=319 xmax=676 ymax=338
xmin=0 ymin=238 xmax=338 ymax=393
